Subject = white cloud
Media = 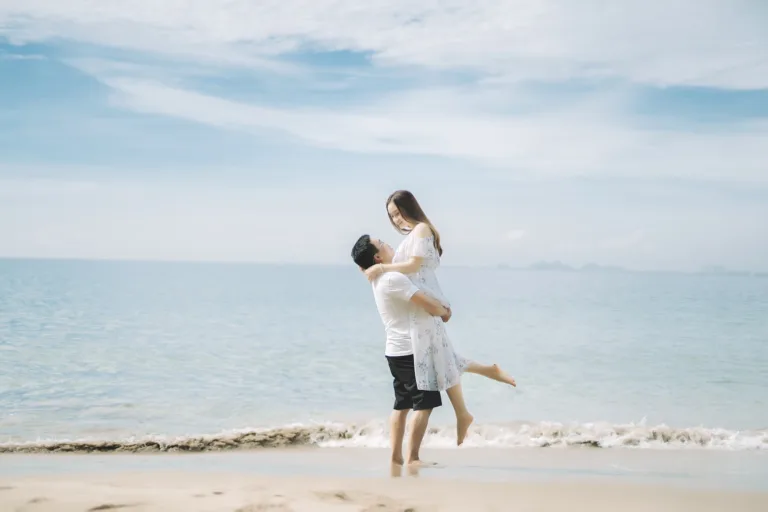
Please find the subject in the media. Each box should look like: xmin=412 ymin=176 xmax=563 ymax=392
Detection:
xmin=93 ymin=77 xmax=768 ymax=182
xmin=64 ymin=54 xmax=304 ymax=83
xmin=2 ymin=1 xmax=766 ymax=184
xmin=1 ymin=0 xmax=767 ymax=89
xmin=0 ymin=52 xmax=45 ymax=60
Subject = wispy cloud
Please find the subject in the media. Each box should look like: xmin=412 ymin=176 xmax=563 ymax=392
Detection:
xmin=91 ymin=77 xmax=768 ymax=182
xmin=0 ymin=51 xmax=45 ymax=60
xmin=0 ymin=0 xmax=768 ymax=181
xmin=2 ymin=0 xmax=766 ymax=88
xmin=3 ymin=1 xmax=765 ymax=182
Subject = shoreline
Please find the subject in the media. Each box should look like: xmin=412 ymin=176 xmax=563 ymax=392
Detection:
xmin=2 ymin=419 xmax=766 ymax=453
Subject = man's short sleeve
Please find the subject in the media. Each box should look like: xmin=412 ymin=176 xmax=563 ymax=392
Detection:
xmin=383 ymin=273 xmax=420 ymax=302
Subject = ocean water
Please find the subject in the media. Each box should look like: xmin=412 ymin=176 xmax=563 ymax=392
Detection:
xmin=1 ymin=258 xmax=767 ymax=452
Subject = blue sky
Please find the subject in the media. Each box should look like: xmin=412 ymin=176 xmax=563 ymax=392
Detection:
xmin=1 ymin=1 xmax=767 ymax=271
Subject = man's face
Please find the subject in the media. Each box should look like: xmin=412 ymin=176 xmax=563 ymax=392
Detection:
xmin=371 ymin=238 xmax=394 ymax=264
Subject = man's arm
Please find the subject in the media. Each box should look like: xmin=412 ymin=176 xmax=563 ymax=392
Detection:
xmin=410 ymin=291 xmax=449 ymax=318
xmin=385 ymin=273 xmax=451 ymax=320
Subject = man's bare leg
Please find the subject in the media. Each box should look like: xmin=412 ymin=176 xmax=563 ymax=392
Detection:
xmin=390 ymin=409 xmax=409 ymax=465
xmin=465 ymin=362 xmax=516 ymax=387
xmin=406 ymin=408 xmax=433 ymax=466
xmin=445 ymin=383 xmax=474 ymax=446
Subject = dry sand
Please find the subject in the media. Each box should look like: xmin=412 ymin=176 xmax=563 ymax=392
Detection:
xmin=2 ymin=471 xmax=767 ymax=512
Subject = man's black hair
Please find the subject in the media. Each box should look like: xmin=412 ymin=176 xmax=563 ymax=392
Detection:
xmin=351 ymin=234 xmax=379 ymax=269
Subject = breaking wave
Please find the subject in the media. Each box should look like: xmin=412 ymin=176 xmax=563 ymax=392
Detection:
xmin=2 ymin=421 xmax=766 ymax=454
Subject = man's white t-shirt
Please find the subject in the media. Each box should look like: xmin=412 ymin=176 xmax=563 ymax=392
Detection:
xmin=371 ymin=272 xmax=420 ymax=357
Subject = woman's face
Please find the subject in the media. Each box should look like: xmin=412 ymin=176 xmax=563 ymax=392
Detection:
xmin=387 ymin=201 xmax=409 ymax=231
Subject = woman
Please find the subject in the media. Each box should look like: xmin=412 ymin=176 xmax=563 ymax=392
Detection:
xmin=365 ymin=190 xmax=516 ymax=445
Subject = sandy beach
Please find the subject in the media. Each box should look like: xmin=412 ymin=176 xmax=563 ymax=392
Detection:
xmin=2 ymin=471 xmax=768 ymax=512
xmin=2 ymin=448 xmax=768 ymax=511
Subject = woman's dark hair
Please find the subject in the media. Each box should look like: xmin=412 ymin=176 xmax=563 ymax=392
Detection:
xmin=386 ymin=190 xmax=443 ymax=257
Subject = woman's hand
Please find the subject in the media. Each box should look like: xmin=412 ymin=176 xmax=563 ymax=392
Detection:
xmin=364 ymin=264 xmax=384 ymax=281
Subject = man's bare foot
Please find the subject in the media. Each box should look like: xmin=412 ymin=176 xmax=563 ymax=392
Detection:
xmin=391 ymin=457 xmax=404 ymax=466
xmin=490 ymin=364 xmax=516 ymax=387
xmin=406 ymin=459 xmax=438 ymax=467
xmin=456 ymin=413 xmax=474 ymax=446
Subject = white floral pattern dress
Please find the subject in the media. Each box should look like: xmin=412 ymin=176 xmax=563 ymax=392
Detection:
xmin=393 ymin=231 xmax=471 ymax=391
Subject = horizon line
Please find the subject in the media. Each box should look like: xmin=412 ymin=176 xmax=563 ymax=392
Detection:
xmin=0 ymin=255 xmax=765 ymax=275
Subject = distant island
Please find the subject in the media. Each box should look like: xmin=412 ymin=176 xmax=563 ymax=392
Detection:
xmin=526 ymin=261 xmax=631 ymax=273
xmin=697 ymin=266 xmax=768 ymax=277
xmin=495 ymin=261 xmax=767 ymax=277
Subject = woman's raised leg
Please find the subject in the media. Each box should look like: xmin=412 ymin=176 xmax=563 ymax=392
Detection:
xmin=464 ymin=362 xmax=517 ymax=387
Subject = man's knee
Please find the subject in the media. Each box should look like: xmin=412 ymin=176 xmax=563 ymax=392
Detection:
xmin=412 ymin=404 xmax=435 ymax=415
xmin=410 ymin=408 xmax=432 ymax=424
xmin=391 ymin=409 xmax=409 ymax=423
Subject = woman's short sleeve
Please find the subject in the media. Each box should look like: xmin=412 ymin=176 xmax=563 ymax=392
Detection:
xmin=406 ymin=234 xmax=436 ymax=259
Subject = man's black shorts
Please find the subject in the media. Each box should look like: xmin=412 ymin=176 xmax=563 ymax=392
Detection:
xmin=386 ymin=354 xmax=442 ymax=411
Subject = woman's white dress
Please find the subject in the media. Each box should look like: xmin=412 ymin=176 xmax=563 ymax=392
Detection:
xmin=393 ymin=231 xmax=471 ymax=391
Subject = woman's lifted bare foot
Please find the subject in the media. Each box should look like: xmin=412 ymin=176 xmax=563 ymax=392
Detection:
xmin=456 ymin=412 xmax=474 ymax=446
xmin=465 ymin=362 xmax=517 ymax=387
xmin=489 ymin=364 xmax=516 ymax=387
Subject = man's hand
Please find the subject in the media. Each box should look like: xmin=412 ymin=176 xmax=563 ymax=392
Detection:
xmin=441 ymin=307 xmax=452 ymax=323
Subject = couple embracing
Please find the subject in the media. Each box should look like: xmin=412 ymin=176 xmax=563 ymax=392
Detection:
xmin=351 ymin=190 xmax=516 ymax=467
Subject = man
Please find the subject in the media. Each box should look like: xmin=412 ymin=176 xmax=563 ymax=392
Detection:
xmin=351 ymin=234 xmax=450 ymax=467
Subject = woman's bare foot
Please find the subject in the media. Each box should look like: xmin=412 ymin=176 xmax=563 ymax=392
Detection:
xmin=490 ymin=364 xmax=516 ymax=387
xmin=456 ymin=413 xmax=474 ymax=446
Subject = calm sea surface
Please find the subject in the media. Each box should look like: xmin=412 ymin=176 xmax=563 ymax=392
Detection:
xmin=1 ymin=259 xmax=766 ymax=450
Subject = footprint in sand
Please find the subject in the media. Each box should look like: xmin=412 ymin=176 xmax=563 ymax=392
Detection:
xmin=235 ymin=493 xmax=292 ymax=511
xmin=235 ymin=504 xmax=292 ymax=512
xmin=88 ymin=504 xmax=139 ymax=511
xmin=316 ymin=490 xmax=419 ymax=512
xmin=11 ymin=497 xmax=50 ymax=512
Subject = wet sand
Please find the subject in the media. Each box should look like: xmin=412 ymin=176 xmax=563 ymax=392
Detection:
xmin=2 ymin=448 xmax=767 ymax=511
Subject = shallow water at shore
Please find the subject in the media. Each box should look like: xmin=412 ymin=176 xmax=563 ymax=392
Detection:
xmin=3 ymin=447 xmax=768 ymax=492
